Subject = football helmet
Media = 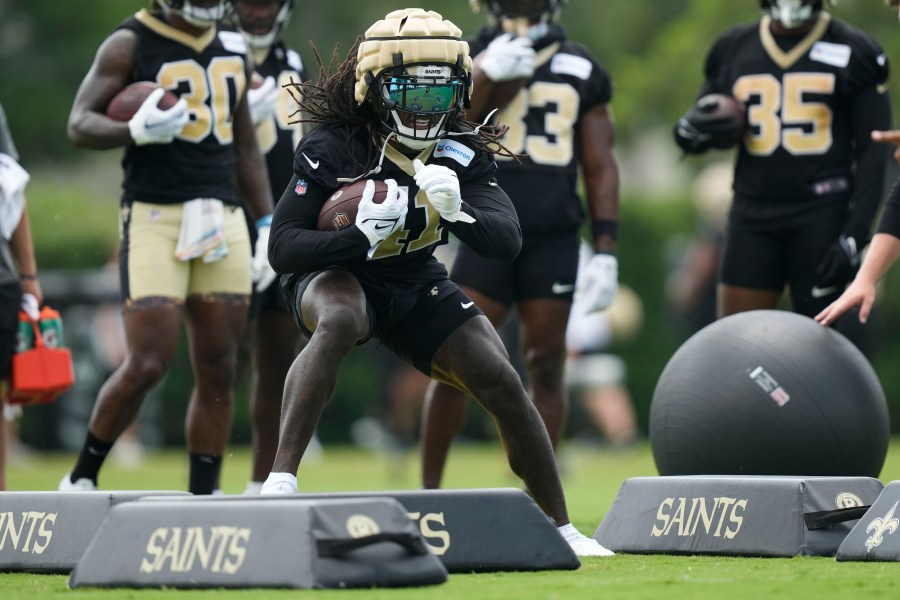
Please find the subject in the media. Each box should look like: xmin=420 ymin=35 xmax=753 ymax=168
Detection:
xmin=470 ymin=0 xmax=566 ymax=40
xmin=356 ymin=9 xmax=472 ymax=150
xmin=759 ymin=0 xmax=831 ymax=29
xmin=234 ymin=0 xmax=293 ymax=51
xmin=157 ymin=0 xmax=231 ymax=29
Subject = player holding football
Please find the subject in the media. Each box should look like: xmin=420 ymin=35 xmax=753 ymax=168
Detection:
xmin=260 ymin=7 xmax=612 ymax=557
xmin=674 ymin=0 xmax=891 ymax=320
xmin=419 ymin=0 xmax=620 ymax=488
xmin=232 ymin=0 xmax=310 ymax=494
xmin=59 ymin=0 xmax=274 ymax=494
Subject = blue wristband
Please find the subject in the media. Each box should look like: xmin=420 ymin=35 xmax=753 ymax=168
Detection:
xmin=256 ymin=214 xmax=273 ymax=229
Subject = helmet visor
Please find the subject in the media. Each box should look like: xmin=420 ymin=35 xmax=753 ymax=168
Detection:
xmin=384 ymin=79 xmax=461 ymax=114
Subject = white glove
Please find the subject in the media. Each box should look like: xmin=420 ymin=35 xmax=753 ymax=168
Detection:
xmin=20 ymin=293 xmax=40 ymax=321
xmin=479 ymin=33 xmax=535 ymax=82
xmin=252 ymin=215 xmax=278 ymax=292
xmin=128 ymin=88 xmax=189 ymax=146
xmin=355 ymin=179 xmax=408 ymax=248
xmin=412 ymin=159 xmax=475 ymax=224
xmin=576 ymin=253 xmax=619 ymax=314
xmin=247 ymin=76 xmax=280 ymax=126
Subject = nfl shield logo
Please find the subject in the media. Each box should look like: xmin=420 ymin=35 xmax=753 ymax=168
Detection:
xmin=294 ymin=179 xmax=308 ymax=195
xmin=332 ymin=212 xmax=352 ymax=230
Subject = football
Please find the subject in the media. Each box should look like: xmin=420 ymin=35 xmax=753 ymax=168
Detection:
xmin=106 ymin=82 xmax=179 ymax=122
xmin=692 ymin=93 xmax=747 ymax=149
xmin=317 ymin=180 xmax=388 ymax=232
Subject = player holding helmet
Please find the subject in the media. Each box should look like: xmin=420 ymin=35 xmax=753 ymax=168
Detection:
xmin=59 ymin=0 xmax=275 ymax=494
xmin=420 ymin=0 xmax=620 ymax=488
xmin=674 ymin=0 xmax=892 ymax=320
xmin=259 ymin=8 xmax=612 ymax=557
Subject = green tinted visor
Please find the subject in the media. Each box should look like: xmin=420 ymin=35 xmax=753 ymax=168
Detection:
xmin=384 ymin=77 xmax=462 ymax=114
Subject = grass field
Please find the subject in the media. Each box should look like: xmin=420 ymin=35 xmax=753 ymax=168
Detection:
xmin=3 ymin=440 xmax=900 ymax=599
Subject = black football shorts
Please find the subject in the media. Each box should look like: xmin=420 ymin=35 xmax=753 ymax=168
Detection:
xmin=721 ymin=198 xmax=847 ymax=315
xmin=281 ymin=268 xmax=483 ymax=375
xmin=451 ymin=230 xmax=580 ymax=304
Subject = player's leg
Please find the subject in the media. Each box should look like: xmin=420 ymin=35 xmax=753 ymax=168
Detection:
xmin=0 ymin=281 xmax=19 ymax=491
xmin=420 ymin=287 xmax=508 ymax=489
xmin=249 ymin=302 xmax=305 ymax=486
xmin=420 ymin=246 xmax=513 ymax=488
xmin=263 ymin=269 xmax=371 ymax=492
xmin=182 ymin=205 xmax=251 ymax=494
xmin=430 ymin=315 xmax=568 ymax=522
xmin=718 ymin=285 xmax=782 ymax=316
xmin=395 ymin=279 xmax=612 ymax=555
xmin=182 ymin=296 xmax=246 ymax=494
xmin=513 ymin=232 xmax=580 ymax=446
xmin=62 ymin=202 xmax=187 ymax=490
xmin=517 ymin=299 xmax=570 ymax=445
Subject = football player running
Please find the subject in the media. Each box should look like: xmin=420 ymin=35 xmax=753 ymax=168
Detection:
xmin=674 ymin=0 xmax=892 ymax=320
xmin=815 ymin=1 xmax=900 ymax=324
xmin=260 ymin=8 xmax=612 ymax=557
xmin=232 ymin=0 xmax=311 ymax=495
xmin=419 ymin=0 xmax=620 ymax=489
xmin=60 ymin=0 xmax=275 ymax=494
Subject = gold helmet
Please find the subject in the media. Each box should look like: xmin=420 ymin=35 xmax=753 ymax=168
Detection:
xmin=355 ymin=8 xmax=472 ymax=149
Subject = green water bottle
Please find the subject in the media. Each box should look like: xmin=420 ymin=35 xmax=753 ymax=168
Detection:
xmin=15 ymin=311 xmax=34 ymax=353
xmin=38 ymin=306 xmax=64 ymax=349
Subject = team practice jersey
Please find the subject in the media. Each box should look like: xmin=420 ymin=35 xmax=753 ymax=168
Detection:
xmin=118 ymin=9 xmax=250 ymax=206
xmin=253 ymin=41 xmax=305 ymax=204
xmin=702 ymin=13 xmax=889 ymax=203
xmin=269 ymin=123 xmax=521 ymax=285
xmin=468 ymin=25 xmax=613 ymax=235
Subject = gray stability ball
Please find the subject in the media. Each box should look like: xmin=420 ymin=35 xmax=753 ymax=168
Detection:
xmin=649 ymin=310 xmax=889 ymax=477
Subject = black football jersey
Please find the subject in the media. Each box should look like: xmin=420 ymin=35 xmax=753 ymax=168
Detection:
xmin=269 ymin=123 xmax=521 ymax=285
xmin=702 ymin=14 xmax=889 ymax=203
xmin=117 ymin=9 xmax=250 ymax=206
xmin=468 ymin=26 xmax=613 ymax=235
xmin=253 ymin=42 xmax=306 ymax=204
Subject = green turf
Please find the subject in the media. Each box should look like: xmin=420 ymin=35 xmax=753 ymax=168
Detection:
xmin=3 ymin=440 xmax=900 ymax=599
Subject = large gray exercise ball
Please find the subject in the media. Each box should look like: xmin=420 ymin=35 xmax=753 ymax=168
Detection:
xmin=649 ymin=310 xmax=889 ymax=477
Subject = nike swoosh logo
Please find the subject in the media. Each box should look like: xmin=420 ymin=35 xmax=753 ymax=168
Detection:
xmin=302 ymin=152 xmax=319 ymax=169
xmin=373 ymin=223 xmax=393 ymax=231
xmin=461 ymin=301 xmax=474 ymax=309
xmin=551 ymin=282 xmax=575 ymax=294
xmin=811 ymin=285 xmax=838 ymax=298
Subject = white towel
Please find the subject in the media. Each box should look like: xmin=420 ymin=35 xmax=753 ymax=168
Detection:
xmin=0 ymin=152 xmax=29 ymax=240
xmin=174 ymin=198 xmax=228 ymax=263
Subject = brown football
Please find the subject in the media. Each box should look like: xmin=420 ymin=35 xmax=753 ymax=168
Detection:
xmin=106 ymin=82 xmax=179 ymax=122
xmin=316 ymin=180 xmax=388 ymax=232
xmin=694 ymin=93 xmax=747 ymax=149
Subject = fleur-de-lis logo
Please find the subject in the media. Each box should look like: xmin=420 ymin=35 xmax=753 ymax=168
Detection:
xmin=865 ymin=501 xmax=899 ymax=552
